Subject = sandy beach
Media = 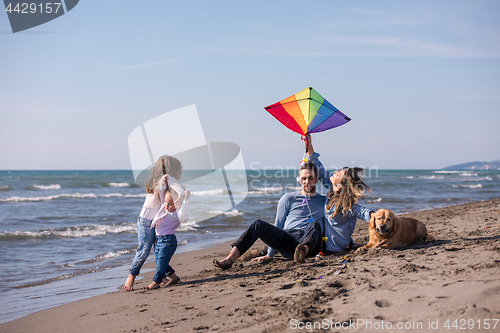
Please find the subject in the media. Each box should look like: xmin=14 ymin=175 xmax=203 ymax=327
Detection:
xmin=2 ymin=199 xmax=499 ymax=333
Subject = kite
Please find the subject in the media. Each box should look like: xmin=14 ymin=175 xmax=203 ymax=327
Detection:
xmin=264 ymin=87 xmax=351 ymax=152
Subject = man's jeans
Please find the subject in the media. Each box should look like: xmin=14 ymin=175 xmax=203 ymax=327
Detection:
xmin=130 ymin=217 xmax=175 ymax=277
xmin=153 ymin=234 xmax=177 ymax=283
xmin=231 ymin=219 xmax=322 ymax=259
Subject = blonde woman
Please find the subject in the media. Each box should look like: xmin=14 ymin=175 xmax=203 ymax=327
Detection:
xmin=124 ymin=155 xmax=183 ymax=291
xmin=306 ymin=135 xmax=375 ymax=252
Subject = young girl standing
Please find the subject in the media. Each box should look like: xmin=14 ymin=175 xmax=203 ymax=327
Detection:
xmin=147 ymin=175 xmax=190 ymax=290
xmin=124 ymin=155 xmax=183 ymax=291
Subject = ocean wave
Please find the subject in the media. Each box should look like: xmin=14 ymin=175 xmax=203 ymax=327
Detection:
xmin=177 ymin=220 xmax=200 ymax=232
xmin=452 ymin=184 xmax=482 ymax=189
xmin=99 ymin=193 xmax=147 ymax=198
xmin=460 ymin=172 xmax=478 ymax=177
xmin=249 ymin=187 xmax=283 ymax=194
xmin=178 ymin=240 xmax=189 ymax=246
xmin=32 ymin=184 xmax=61 ymax=190
xmin=257 ymin=200 xmax=279 ymax=204
xmin=474 ymin=177 xmax=493 ymax=181
xmin=94 ymin=250 xmax=130 ymax=260
xmin=108 ymin=182 xmax=130 ymax=187
xmin=191 ymin=189 xmax=225 ymax=196
xmin=0 ymin=185 xmax=10 ymax=191
xmin=405 ymin=176 xmax=414 ymax=179
xmin=80 ymin=250 xmax=132 ymax=264
xmin=0 ymin=193 xmax=97 ymax=202
xmin=0 ymin=223 xmax=136 ymax=240
xmin=457 ymin=176 xmax=492 ymax=182
xmin=419 ymin=175 xmax=445 ymax=180
xmin=0 ymin=192 xmax=146 ymax=203
xmin=433 ymin=170 xmax=461 ymax=174
xmin=285 ymin=185 xmax=302 ymax=191
xmin=367 ymin=197 xmax=383 ymax=203
xmin=206 ymin=209 xmax=243 ymax=217
xmin=14 ymin=264 xmax=123 ymax=289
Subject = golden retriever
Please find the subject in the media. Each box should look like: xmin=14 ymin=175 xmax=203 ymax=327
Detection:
xmin=356 ymin=209 xmax=435 ymax=252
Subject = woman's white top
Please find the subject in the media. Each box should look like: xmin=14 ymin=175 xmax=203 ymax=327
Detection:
xmin=139 ymin=178 xmax=167 ymax=221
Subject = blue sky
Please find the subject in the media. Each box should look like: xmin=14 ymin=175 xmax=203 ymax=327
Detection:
xmin=1 ymin=0 xmax=499 ymax=170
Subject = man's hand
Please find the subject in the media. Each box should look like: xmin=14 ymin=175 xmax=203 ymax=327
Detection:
xmin=251 ymin=255 xmax=271 ymax=262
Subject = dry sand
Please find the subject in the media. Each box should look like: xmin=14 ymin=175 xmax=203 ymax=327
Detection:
xmin=1 ymin=199 xmax=499 ymax=333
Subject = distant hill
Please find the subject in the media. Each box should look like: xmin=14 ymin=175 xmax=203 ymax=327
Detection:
xmin=442 ymin=160 xmax=500 ymax=170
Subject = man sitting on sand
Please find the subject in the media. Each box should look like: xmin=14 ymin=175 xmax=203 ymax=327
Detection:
xmin=213 ymin=162 xmax=326 ymax=269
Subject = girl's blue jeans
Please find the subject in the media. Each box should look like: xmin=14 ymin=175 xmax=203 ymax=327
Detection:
xmin=129 ymin=217 xmax=175 ymax=277
xmin=153 ymin=234 xmax=177 ymax=283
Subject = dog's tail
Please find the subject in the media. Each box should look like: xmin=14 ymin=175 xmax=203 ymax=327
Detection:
xmin=425 ymin=233 xmax=436 ymax=242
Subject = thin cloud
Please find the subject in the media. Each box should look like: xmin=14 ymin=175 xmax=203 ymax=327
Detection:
xmin=193 ymin=35 xmax=500 ymax=58
xmin=348 ymin=8 xmax=385 ymax=15
xmin=119 ymin=59 xmax=179 ymax=69
xmin=317 ymin=34 xmax=500 ymax=58
xmin=193 ymin=40 xmax=328 ymax=57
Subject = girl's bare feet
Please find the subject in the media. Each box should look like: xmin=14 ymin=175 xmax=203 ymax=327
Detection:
xmin=147 ymin=281 xmax=160 ymax=290
xmin=124 ymin=274 xmax=136 ymax=291
xmin=161 ymin=273 xmax=180 ymax=286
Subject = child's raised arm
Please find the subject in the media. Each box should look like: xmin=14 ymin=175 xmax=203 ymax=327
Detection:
xmin=166 ymin=175 xmax=190 ymax=223
xmin=177 ymin=190 xmax=190 ymax=223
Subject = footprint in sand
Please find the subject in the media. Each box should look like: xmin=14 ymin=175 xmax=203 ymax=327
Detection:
xmin=374 ymin=300 xmax=391 ymax=308
xmin=408 ymin=295 xmax=430 ymax=302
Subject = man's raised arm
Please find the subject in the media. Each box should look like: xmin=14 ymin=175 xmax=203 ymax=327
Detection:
xmin=305 ymin=134 xmax=332 ymax=190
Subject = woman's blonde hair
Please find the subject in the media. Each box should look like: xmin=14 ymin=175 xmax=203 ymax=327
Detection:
xmin=326 ymin=167 xmax=371 ymax=218
xmin=145 ymin=155 xmax=183 ymax=194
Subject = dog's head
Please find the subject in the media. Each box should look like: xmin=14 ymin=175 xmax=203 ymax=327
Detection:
xmin=371 ymin=209 xmax=398 ymax=236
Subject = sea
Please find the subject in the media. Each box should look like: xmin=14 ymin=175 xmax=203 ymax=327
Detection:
xmin=1 ymin=168 xmax=499 ymax=323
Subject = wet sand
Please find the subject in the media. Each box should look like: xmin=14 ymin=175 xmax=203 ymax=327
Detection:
xmin=1 ymin=199 xmax=499 ymax=332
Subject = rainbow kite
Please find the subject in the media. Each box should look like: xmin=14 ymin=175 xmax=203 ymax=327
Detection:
xmin=264 ymin=87 xmax=351 ymax=138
